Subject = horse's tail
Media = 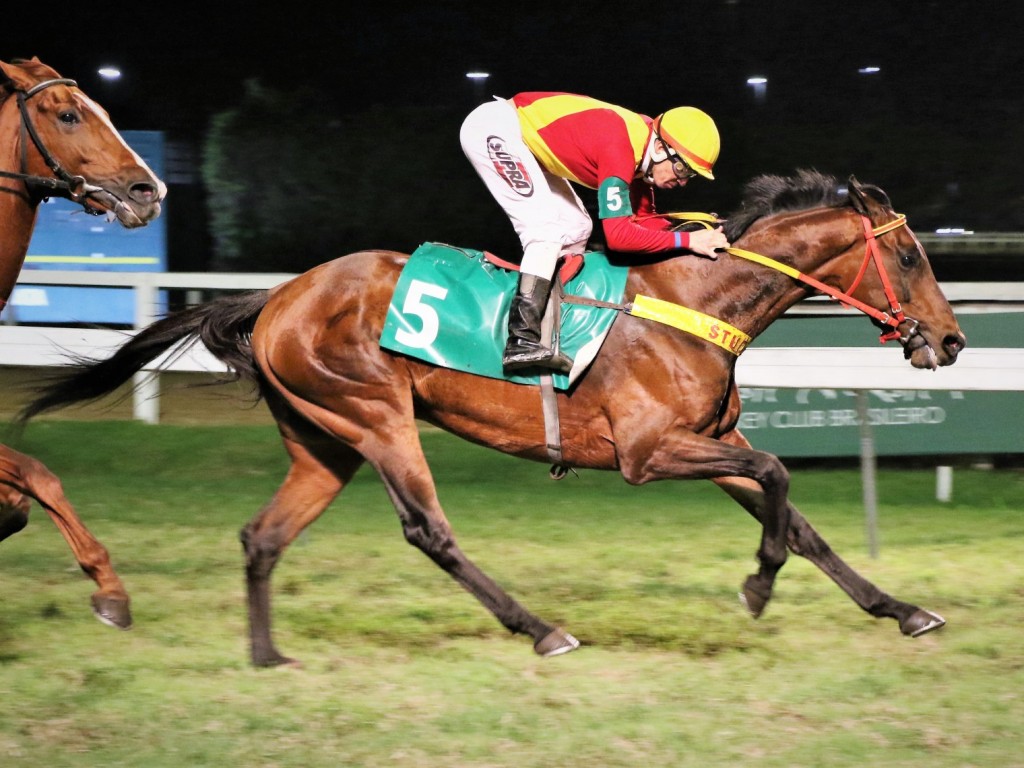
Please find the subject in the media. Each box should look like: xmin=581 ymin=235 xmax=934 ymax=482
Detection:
xmin=16 ymin=290 xmax=270 ymax=424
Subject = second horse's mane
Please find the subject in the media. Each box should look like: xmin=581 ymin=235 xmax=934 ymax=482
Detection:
xmin=723 ymin=168 xmax=891 ymax=242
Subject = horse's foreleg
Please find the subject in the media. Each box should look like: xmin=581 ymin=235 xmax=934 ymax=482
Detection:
xmin=620 ymin=430 xmax=792 ymax=619
xmin=372 ymin=431 xmax=578 ymax=657
xmin=0 ymin=445 xmax=131 ymax=629
xmin=713 ymin=473 xmax=945 ymax=637
xmin=740 ymin=451 xmax=791 ymax=619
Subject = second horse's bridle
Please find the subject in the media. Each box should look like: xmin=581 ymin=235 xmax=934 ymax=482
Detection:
xmin=0 ymin=77 xmax=102 ymax=211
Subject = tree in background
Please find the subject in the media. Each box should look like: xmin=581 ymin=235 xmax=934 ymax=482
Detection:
xmin=202 ymin=80 xmax=1023 ymax=273
xmin=202 ymin=80 xmax=521 ymax=272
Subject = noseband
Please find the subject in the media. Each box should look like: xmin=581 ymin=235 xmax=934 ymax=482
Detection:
xmin=0 ymin=77 xmax=102 ymax=211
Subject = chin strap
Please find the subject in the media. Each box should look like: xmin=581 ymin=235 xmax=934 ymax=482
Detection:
xmin=640 ymin=131 xmax=672 ymax=183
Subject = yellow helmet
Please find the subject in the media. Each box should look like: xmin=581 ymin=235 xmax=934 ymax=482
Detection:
xmin=652 ymin=107 xmax=720 ymax=180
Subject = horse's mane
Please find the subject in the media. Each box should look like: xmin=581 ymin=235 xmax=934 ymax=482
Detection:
xmin=723 ymin=168 xmax=891 ymax=242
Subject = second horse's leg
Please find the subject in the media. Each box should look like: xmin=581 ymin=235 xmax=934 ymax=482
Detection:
xmin=1 ymin=445 xmax=131 ymax=629
xmin=0 ymin=488 xmax=29 ymax=541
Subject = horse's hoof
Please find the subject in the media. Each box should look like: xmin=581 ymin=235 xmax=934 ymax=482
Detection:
xmin=91 ymin=593 xmax=132 ymax=630
xmin=534 ymin=628 xmax=580 ymax=657
xmin=253 ymin=656 xmax=302 ymax=669
xmin=900 ymin=609 xmax=946 ymax=637
xmin=739 ymin=574 xmax=771 ymax=619
xmin=251 ymin=648 xmax=301 ymax=668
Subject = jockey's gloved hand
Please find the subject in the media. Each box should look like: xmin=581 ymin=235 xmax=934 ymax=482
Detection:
xmin=688 ymin=226 xmax=730 ymax=259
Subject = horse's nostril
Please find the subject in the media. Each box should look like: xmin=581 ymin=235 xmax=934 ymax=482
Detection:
xmin=944 ymin=334 xmax=966 ymax=357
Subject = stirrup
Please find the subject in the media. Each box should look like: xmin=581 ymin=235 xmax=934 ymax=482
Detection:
xmin=503 ymin=343 xmax=573 ymax=374
xmin=545 ymin=351 xmax=574 ymax=375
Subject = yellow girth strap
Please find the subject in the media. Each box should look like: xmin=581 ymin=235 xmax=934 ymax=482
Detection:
xmin=629 ymin=294 xmax=752 ymax=356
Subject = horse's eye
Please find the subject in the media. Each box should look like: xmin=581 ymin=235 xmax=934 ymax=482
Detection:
xmin=899 ymin=249 xmax=919 ymax=268
xmin=58 ymin=110 xmax=80 ymax=126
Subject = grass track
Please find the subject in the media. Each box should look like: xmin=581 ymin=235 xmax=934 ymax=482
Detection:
xmin=1 ymin=419 xmax=1022 ymax=767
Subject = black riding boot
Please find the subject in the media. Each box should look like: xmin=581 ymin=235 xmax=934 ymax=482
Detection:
xmin=502 ymin=274 xmax=573 ymax=374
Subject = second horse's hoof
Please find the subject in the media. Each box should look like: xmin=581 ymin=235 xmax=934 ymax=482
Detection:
xmin=91 ymin=593 xmax=132 ymax=630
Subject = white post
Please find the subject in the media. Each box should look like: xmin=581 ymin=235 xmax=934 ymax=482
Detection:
xmin=132 ymin=278 xmax=160 ymax=424
xmin=856 ymin=391 xmax=879 ymax=559
xmin=936 ymin=465 xmax=954 ymax=502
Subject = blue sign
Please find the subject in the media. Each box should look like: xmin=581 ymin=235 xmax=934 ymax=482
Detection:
xmin=9 ymin=131 xmax=167 ymax=325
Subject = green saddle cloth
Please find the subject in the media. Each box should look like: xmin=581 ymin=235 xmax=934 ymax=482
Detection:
xmin=379 ymin=242 xmax=629 ymax=389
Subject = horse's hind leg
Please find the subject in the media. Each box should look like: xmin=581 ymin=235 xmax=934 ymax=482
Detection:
xmin=714 ymin=473 xmax=945 ymax=637
xmin=366 ymin=425 xmax=578 ymax=657
xmin=240 ymin=434 xmax=353 ymax=667
xmin=0 ymin=445 xmax=131 ymax=629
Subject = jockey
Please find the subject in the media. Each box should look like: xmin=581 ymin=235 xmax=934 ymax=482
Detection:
xmin=460 ymin=91 xmax=730 ymax=374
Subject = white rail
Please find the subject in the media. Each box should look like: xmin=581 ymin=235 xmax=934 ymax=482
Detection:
xmin=4 ymin=269 xmax=296 ymax=326
xmin=737 ymin=346 xmax=1024 ymax=391
xmin=3 ymin=272 xmax=1023 ymax=420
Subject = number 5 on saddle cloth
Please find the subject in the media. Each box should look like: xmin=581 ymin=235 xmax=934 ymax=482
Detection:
xmin=380 ymin=242 xmax=629 ymax=390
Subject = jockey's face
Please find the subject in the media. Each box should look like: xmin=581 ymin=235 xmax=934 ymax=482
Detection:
xmin=649 ymin=138 xmax=695 ymax=190
xmin=649 ymin=157 xmax=690 ymax=189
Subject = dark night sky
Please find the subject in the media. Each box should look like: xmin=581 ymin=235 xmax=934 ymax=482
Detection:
xmin=8 ymin=0 xmax=1024 ymax=235
xmin=9 ymin=1 xmax=1022 ymax=138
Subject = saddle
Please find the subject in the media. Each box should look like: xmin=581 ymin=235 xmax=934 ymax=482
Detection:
xmin=380 ymin=242 xmax=630 ymax=391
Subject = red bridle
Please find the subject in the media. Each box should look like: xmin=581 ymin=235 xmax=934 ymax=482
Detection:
xmin=725 ymin=213 xmax=911 ymax=344
xmin=839 ymin=214 xmax=909 ymax=342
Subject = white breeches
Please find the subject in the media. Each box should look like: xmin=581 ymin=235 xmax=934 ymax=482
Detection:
xmin=460 ymin=98 xmax=592 ymax=278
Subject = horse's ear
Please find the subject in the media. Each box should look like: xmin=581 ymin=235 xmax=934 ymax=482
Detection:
xmin=0 ymin=59 xmax=29 ymax=91
xmin=846 ymin=175 xmax=870 ymax=216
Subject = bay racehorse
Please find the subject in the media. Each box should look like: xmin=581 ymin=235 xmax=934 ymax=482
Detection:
xmin=18 ymin=170 xmax=965 ymax=666
xmin=1 ymin=57 xmax=166 ymax=630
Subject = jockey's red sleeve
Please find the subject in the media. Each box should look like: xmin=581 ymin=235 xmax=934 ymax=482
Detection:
xmin=602 ymin=216 xmax=690 ymax=253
